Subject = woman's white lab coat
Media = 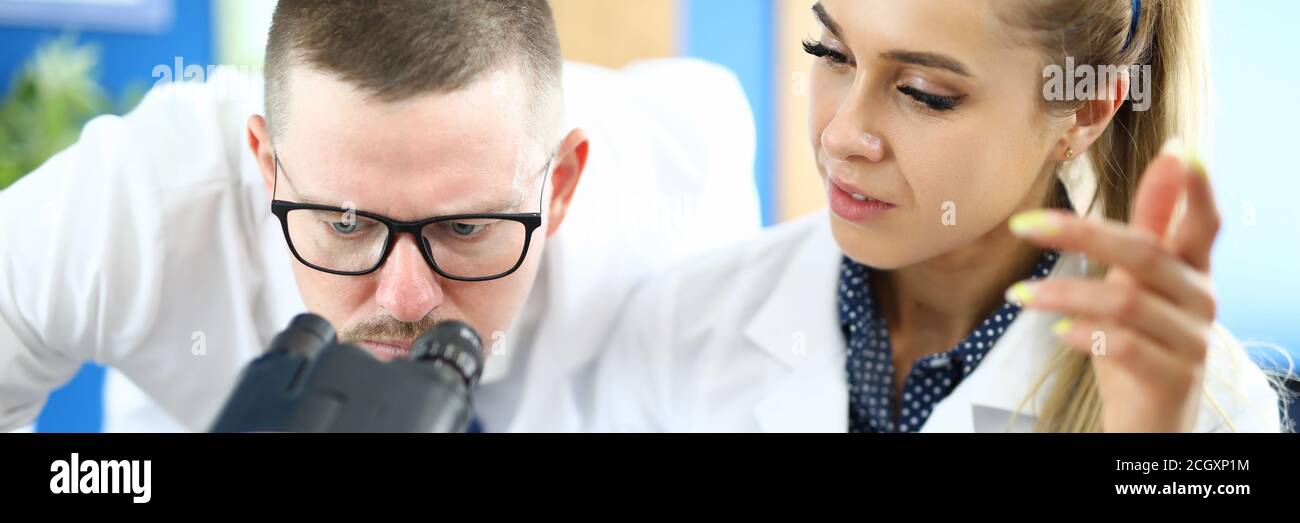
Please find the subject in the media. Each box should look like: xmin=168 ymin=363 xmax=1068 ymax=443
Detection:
xmin=592 ymin=212 xmax=1282 ymax=432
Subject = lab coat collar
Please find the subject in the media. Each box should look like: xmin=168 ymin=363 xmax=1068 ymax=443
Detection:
xmin=745 ymin=213 xmax=1090 ymax=433
xmin=745 ymin=214 xmax=849 ymax=432
xmin=920 ymin=254 xmax=1088 ymax=432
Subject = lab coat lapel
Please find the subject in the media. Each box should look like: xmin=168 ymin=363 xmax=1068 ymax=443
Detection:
xmin=742 ymin=214 xmax=1092 ymax=433
xmin=746 ymin=216 xmax=848 ymax=433
xmin=925 ymin=174 xmax=1101 ymax=432
xmin=920 ymin=253 xmax=1090 ymax=432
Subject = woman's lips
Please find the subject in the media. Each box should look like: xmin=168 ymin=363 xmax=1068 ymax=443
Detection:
xmin=827 ymin=177 xmax=896 ymax=223
xmin=361 ymin=340 xmax=413 ymax=361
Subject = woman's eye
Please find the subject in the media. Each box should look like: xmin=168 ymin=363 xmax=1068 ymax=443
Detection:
xmin=802 ymin=40 xmax=851 ymax=67
xmin=896 ymin=85 xmax=963 ymax=112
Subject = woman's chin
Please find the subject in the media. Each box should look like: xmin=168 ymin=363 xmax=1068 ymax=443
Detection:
xmin=829 ymin=222 xmax=919 ymax=270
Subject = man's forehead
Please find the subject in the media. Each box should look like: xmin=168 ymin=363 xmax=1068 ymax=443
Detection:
xmin=276 ymin=67 xmax=542 ymax=217
xmin=287 ymin=65 xmax=529 ymax=124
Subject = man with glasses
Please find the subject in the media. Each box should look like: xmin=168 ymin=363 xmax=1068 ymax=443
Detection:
xmin=266 ymin=146 xmax=558 ymax=361
xmin=248 ymin=0 xmax=581 ymax=371
xmin=0 ymin=0 xmax=761 ymax=431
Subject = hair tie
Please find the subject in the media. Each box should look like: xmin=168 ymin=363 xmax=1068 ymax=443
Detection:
xmin=1121 ymin=0 xmax=1142 ymax=52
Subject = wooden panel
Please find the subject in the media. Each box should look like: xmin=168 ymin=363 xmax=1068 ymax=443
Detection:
xmin=775 ymin=0 xmax=826 ymax=221
xmin=550 ymin=0 xmax=678 ymax=68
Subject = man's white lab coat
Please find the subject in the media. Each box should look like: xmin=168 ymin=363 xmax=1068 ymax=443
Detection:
xmin=0 ymin=60 xmax=763 ymax=432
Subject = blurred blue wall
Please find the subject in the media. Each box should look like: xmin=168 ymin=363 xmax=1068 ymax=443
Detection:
xmin=0 ymin=0 xmax=212 ymax=432
xmin=0 ymin=0 xmax=211 ymax=95
xmin=1207 ymin=0 xmax=1300 ymax=373
xmin=682 ymin=0 xmax=776 ymax=226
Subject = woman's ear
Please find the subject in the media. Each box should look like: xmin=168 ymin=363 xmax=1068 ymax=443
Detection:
xmin=545 ymin=128 xmax=590 ymax=237
xmin=1058 ymin=69 xmax=1131 ymax=160
xmin=247 ymin=115 xmax=277 ymax=198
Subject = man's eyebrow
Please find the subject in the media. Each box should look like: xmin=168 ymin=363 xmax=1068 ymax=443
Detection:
xmin=277 ymin=157 xmax=527 ymax=216
xmin=879 ymin=49 xmax=973 ymax=77
xmin=294 ymin=194 xmax=524 ymax=217
xmin=452 ymin=195 xmax=525 ymax=215
xmin=812 ymin=3 xmax=843 ymax=39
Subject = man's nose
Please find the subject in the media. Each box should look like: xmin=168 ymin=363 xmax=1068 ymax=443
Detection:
xmin=374 ymin=234 xmax=445 ymax=323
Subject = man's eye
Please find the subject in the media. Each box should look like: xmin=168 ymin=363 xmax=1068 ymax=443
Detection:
xmin=330 ymin=221 xmax=361 ymax=234
xmin=448 ymin=222 xmax=488 ymax=236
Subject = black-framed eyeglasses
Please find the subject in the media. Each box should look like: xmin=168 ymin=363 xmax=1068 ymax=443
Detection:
xmin=270 ymin=151 xmax=553 ymax=282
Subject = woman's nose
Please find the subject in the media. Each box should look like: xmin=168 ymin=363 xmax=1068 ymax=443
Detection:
xmin=821 ymin=95 xmax=887 ymax=164
xmin=823 ymin=127 xmax=886 ymax=164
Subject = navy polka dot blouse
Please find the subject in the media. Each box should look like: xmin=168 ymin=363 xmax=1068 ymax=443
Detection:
xmin=839 ymin=250 xmax=1059 ymax=433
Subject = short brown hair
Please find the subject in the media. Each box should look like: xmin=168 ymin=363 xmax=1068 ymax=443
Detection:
xmin=264 ymin=0 xmax=563 ymax=142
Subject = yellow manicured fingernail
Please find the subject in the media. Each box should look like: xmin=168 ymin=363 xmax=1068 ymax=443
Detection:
xmin=1187 ymin=149 xmax=1208 ymax=178
xmin=1161 ymin=136 xmax=1208 ymax=178
xmin=1005 ymin=281 xmax=1036 ymax=306
xmin=1052 ymin=318 xmax=1074 ymax=337
xmin=1009 ymin=210 xmax=1060 ymax=237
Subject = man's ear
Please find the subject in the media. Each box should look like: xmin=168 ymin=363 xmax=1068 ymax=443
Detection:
xmin=247 ymin=115 xmax=277 ymax=199
xmin=1056 ymin=70 xmax=1131 ymax=160
xmin=544 ymin=128 xmax=589 ymax=237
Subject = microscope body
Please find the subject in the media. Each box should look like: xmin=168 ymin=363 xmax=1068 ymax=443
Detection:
xmin=210 ymin=314 xmax=483 ymax=433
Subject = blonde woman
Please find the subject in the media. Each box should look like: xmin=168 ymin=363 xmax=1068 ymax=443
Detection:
xmin=593 ymin=0 xmax=1282 ymax=432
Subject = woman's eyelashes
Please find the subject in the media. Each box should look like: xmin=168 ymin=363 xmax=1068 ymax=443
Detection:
xmin=896 ymin=84 xmax=964 ymax=112
xmin=805 ymin=39 xmax=965 ymax=113
xmin=803 ymin=39 xmax=851 ymax=67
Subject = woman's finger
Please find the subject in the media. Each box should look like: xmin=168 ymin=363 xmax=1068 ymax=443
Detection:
xmin=1009 ymin=210 xmax=1216 ymax=319
xmin=1052 ymin=318 xmax=1181 ymax=381
xmin=1008 ymin=278 xmax=1209 ymax=362
xmin=1172 ymin=158 xmax=1220 ymax=273
xmin=1130 ymin=139 xmax=1191 ymax=238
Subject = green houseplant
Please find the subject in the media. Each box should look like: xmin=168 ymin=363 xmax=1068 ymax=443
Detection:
xmin=0 ymin=36 xmax=139 ymax=190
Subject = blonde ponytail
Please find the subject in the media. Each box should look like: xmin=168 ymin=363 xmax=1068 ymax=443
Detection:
xmin=1000 ymin=0 xmax=1210 ymax=432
